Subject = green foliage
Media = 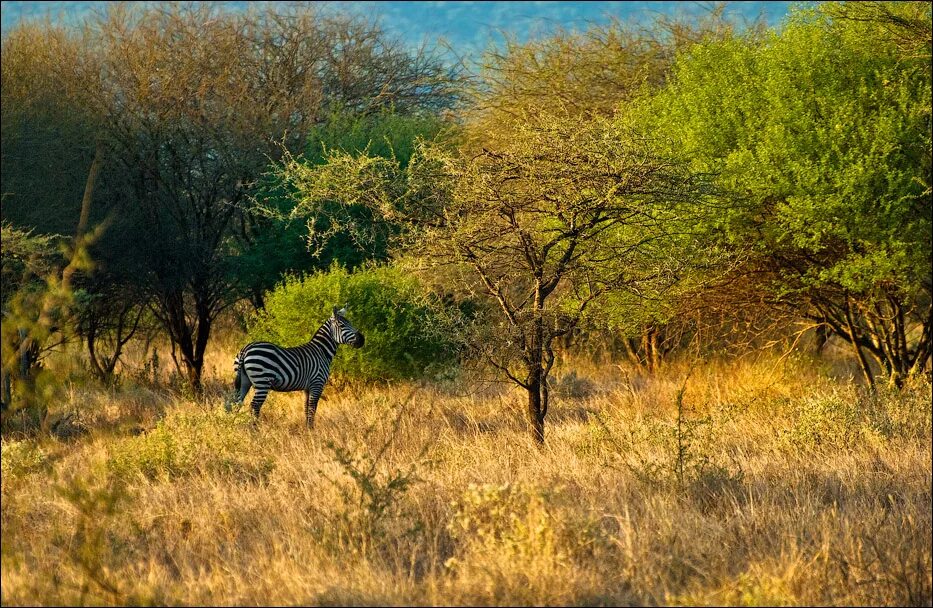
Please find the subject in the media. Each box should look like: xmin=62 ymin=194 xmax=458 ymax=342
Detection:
xmin=248 ymin=264 xmax=460 ymax=381
xmin=275 ymin=78 xmax=718 ymax=443
xmin=304 ymin=109 xmax=449 ymax=168
xmin=632 ymin=2 xmax=932 ymax=383
xmin=641 ymin=3 xmax=931 ymax=298
xmin=3 ymin=5 xmax=462 ymax=391
xmin=0 ymin=221 xmax=95 ymax=413
xmin=0 ymin=222 xmax=62 ymax=307
xmin=107 ymin=409 xmax=274 ymax=482
xmin=243 ymin=110 xmax=452 ymax=286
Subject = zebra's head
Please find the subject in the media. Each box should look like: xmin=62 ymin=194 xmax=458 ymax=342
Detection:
xmin=331 ymin=306 xmax=365 ymax=348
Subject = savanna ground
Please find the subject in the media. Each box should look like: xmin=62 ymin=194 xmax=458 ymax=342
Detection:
xmin=1 ymin=332 xmax=930 ymax=607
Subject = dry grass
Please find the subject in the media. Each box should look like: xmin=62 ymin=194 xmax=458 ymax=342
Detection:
xmin=1 ymin=343 xmax=931 ymax=606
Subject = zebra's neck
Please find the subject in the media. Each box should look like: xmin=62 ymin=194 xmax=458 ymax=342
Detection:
xmin=305 ymin=319 xmax=338 ymax=353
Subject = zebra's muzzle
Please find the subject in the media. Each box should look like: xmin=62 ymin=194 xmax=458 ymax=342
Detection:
xmin=354 ymin=333 xmax=365 ymax=348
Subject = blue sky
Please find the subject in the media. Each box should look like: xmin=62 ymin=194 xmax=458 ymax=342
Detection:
xmin=1 ymin=1 xmax=796 ymax=56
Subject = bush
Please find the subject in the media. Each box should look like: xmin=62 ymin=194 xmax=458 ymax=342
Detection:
xmin=1 ymin=439 xmax=49 ymax=481
xmin=444 ymin=483 xmax=568 ymax=603
xmin=248 ymin=264 xmax=460 ymax=381
xmin=107 ymin=409 xmax=273 ymax=482
xmin=782 ymin=380 xmax=933 ymax=451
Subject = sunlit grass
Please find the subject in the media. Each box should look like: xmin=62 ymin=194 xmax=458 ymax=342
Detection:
xmin=1 ymin=345 xmax=930 ymax=606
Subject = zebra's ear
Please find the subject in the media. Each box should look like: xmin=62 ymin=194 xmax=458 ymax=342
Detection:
xmin=332 ymin=306 xmax=339 ymax=317
xmin=337 ymin=306 xmax=347 ymax=316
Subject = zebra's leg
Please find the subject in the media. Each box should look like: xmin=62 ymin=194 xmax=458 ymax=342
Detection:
xmin=236 ymin=370 xmax=252 ymax=404
xmin=227 ymin=367 xmax=253 ymax=412
xmin=250 ymin=384 xmax=271 ymax=420
xmin=304 ymin=389 xmax=321 ymax=429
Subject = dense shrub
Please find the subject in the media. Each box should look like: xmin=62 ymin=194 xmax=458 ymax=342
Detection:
xmin=248 ymin=265 xmax=460 ymax=381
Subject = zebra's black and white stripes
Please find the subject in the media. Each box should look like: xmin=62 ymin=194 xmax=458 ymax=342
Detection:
xmin=232 ymin=306 xmax=365 ymax=428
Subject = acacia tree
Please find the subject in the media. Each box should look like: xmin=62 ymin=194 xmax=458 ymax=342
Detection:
xmin=58 ymin=3 xmax=459 ymax=391
xmin=641 ymin=2 xmax=932 ymax=386
xmin=463 ymin=8 xmax=757 ymax=371
xmin=1 ymin=21 xmax=110 ymax=408
xmin=471 ymin=3 xmax=752 ymax=124
xmin=278 ymin=109 xmax=712 ymax=443
xmin=825 ymin=0 xmax=931 ymax=60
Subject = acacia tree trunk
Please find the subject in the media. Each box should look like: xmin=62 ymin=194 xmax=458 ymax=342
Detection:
xmin=843 ymin=295 xmax=876 ymax=389
xmin=620 ymin=325 xmax=665 ymax=373
xmin=524 ymin=308 xmax=549 ymax=444
xmin=813 ymin=323 xmax=831 ymax=355
xmin=811 ymin=292 xmax=932 ymax=390
xmin=179 ymin=314 xmax=210 ymax=395
xmin=642 ymin=325 xmax=661 ymax=374
xmin=908 ymin=303 xmax=933 ymax=378
xmin=85 ymin=300 xmax=144 ymax=385
xmin=0 ymin=369 xmax=10 ymax=412
xmin=161 ymin=289 xmax=213 ymax=394
xmin=526 ymin=363 xmax=546 ymax=444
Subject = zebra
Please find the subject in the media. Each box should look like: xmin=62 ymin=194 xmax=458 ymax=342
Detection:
xmin=232 ymin=306 xmax=365 ymax=428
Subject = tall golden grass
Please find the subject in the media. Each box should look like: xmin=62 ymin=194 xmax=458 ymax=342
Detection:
xmin=1 ymin=339 xmax=930 ymax=606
